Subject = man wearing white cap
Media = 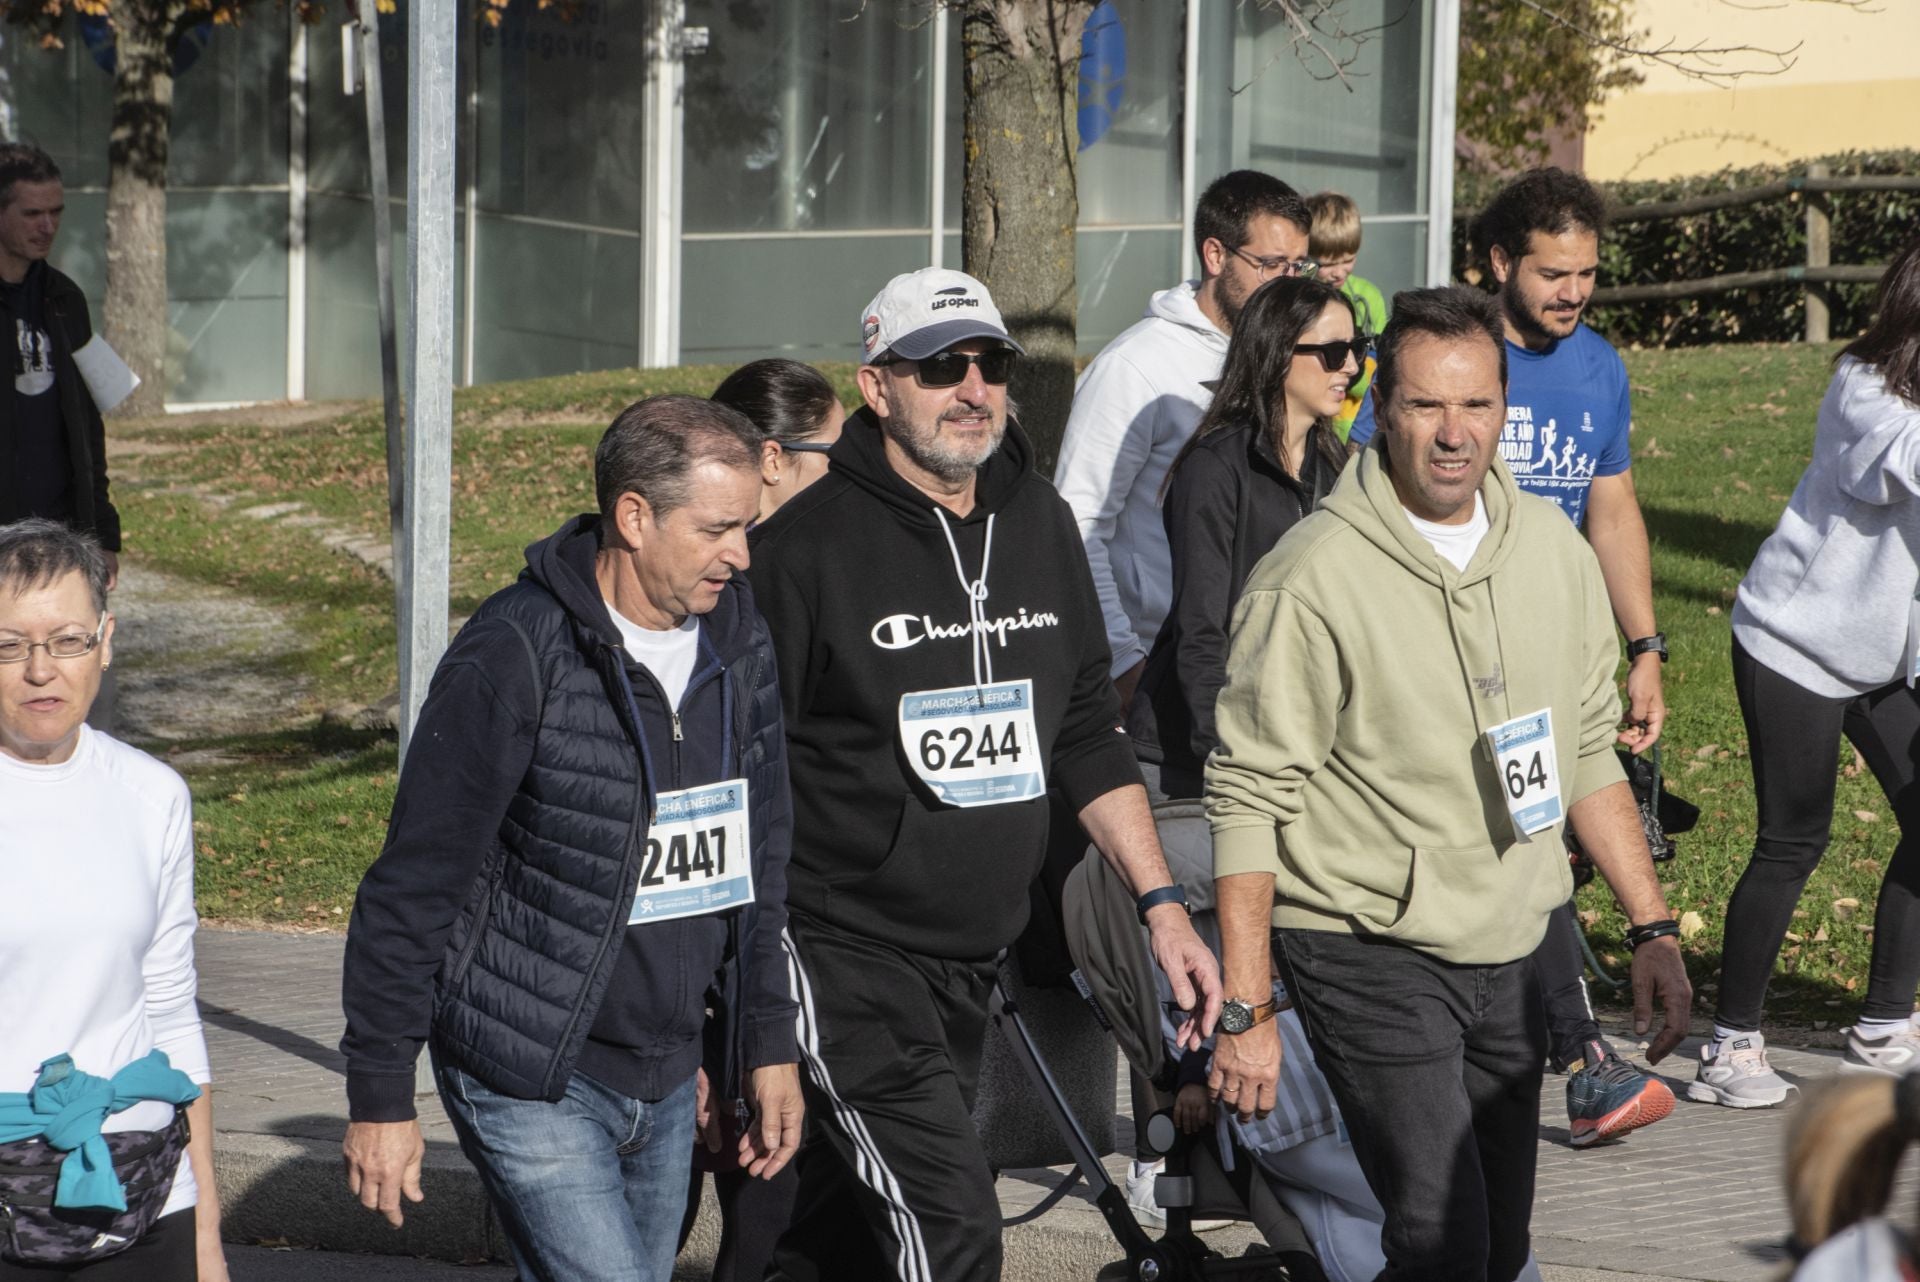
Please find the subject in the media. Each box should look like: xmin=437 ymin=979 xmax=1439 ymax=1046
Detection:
xmin=749 ymin=267 xmax=1220 ymax=1282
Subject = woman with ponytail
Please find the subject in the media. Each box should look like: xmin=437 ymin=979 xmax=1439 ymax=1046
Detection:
xmin=1786 ymin=1072 xmax=1920 ymax=1279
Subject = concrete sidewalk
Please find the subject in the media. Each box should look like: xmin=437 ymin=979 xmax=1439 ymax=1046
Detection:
xmin=200 ymin=927 xmax=1811 ymax=1281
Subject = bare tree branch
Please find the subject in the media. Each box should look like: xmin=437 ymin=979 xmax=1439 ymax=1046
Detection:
xmin=1509 ymin=0 xmax=1802 ymax=83
xmin=1243 ymin=0 xmax=1413 ymax=92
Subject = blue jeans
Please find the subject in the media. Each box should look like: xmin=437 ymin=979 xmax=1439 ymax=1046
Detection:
xmin=437 ymin=1059 xmax=698 ymax=1282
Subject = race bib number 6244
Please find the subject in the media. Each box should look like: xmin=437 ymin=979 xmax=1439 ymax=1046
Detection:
xmin=899 ymin=679 xmax=1046 ymax=808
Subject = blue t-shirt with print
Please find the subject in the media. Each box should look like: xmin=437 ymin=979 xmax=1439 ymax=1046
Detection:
xmin=1345 ymin=323 xmax=1632 ymax=529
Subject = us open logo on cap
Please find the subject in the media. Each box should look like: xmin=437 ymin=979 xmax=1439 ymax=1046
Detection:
xmin=929 ymin=285 xmax=980 ymax=312
xmin=862 ymin=314 xmax=882 ymax=355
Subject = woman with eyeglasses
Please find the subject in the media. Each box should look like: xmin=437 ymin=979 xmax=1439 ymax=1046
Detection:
xmin=1132 ymin=276 xmax=1361 ymax=799
xmin=712 ymin=359 xmax=846 ymax=525
xmin=0 ymin=520 xmax=225 ymax=1282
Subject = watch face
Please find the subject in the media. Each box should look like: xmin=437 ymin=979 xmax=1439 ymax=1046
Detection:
xmin=1220 ymin=1001 xmax=1254 ymax=1035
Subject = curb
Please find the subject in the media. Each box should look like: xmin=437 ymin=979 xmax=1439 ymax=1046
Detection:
xmin=211 ymin=1129 xmax=1269 ymax=1277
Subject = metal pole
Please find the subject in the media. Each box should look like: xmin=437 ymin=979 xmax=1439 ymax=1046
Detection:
xmin=1805 ymin=161 xmax=1831 ymax=344
xmin=355 ymin=0 xmax=405 ymax=580
xmin=1425 ymin=0 xmax=1461 ymax=286
xmin=399 ymin=0 xmax=457 ymax=760
xmin=928 ymin=4 xmax=948 ymax=269
xmin=1179 ymin=0 xmax=1201 ymax=283
xmin=639 ymin=0 xmax=684 ymax=368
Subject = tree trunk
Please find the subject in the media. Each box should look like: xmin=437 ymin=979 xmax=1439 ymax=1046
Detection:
xmin=961 ymin=0 xmax=1093 ymax=472
xmin=101 ymin=0 xmax=175 ymax=418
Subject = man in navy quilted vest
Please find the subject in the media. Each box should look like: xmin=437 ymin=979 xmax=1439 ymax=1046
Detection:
xmin=338 ymin=394 xmax=804 ymax=1282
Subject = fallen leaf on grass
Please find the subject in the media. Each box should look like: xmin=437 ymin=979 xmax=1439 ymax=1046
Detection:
xmin=1853 ymin=809 xmax=1879 ymax=823
xmin=1813 ymin=926 xmax=1829 ymax=943
xmin=1694 ymin=744 xmax=1720 ymax=758
xmin=1833 ymin=897 xmax=1862 ymax=921
xmin=1679 ymin=911 xmax=1705 ymax=941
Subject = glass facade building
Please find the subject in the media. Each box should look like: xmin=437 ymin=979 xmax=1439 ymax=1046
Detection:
xmin=0 ymin=0 xmax=1456 ymax=404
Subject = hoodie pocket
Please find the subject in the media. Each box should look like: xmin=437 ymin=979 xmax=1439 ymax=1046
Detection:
xmin=1369 ymin=843 xmax=1568 ymax=960
xmin=837 ymin=794 xmax=1048 ymax=946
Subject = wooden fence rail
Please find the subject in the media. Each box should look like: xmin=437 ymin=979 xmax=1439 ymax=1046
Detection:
xmin=1455 ymin=168 xmax=1920 ymax=341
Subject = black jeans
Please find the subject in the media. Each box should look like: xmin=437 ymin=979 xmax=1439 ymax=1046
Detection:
xmin=1279 ymin=929 xmax=1546 ymax=1282
xmin=1719 ymin=639 xmax=1920 ymax=1028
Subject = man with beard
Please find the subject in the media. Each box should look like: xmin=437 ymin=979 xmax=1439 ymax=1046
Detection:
xmin=1053 ymin=170 xmax=1312 ymax=715
xmin=1351 ymin=169 xmax=1673 ymax=1148
xmin=749 ymin=267 xmax=1221 ymax=1282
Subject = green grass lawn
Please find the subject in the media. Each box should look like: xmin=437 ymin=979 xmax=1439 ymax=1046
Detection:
xmin=118 ymin=343 xmax=1895 ymax=1025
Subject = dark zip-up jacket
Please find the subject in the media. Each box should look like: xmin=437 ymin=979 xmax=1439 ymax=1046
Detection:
xmin=0 ymin=264 xmax=120 ymax=549
xmin=341 ymin=517 xmax=798 ymax=1121
xmin=1132 ymin=422 xmax=1344 ymax=797
xmin=747 ymin=411 xmax=1141 ymax=960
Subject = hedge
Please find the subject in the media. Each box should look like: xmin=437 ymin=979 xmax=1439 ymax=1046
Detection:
xmin=1449 ymin=150 xmax=1920 ymax=347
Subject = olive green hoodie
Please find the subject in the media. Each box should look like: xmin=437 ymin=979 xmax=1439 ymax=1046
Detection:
xmin=1206 ymin=441 xmax=1625 ymax=965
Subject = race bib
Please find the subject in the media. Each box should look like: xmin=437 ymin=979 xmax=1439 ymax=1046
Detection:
xmin=1486 ymin=708 xmax=1563 ymax=841
xmin=627 ymin=778 xmax=752 ymax=924
xmin=899 ymin=679 xmax=1045 ymax=807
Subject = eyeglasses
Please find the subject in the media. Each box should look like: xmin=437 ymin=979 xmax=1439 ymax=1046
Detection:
xmin=778 ymin=439 xmax=833 ymax=455
xmin=1228 ymin=245 xmax=1319 ymax=280
xmin=884 ymin=347 xmax=1018 ymax=388
xmin=1293 ymin=338 xmax=1370 ymax=372
xmin=0 ymin=613 xmax=106 ymax=664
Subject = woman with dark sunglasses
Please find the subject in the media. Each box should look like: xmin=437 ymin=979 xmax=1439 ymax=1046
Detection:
xmin=712 ymin=359 xmax=846 ymax=525
xmin=1131 ymin=276 xmax=1361 ymax=798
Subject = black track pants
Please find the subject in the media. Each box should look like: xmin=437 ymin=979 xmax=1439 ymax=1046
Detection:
xmin=767 ymin=912 xmax=1003 ymax=1282
xmin=1532 ymin=900 xmax=1603 ymax=1071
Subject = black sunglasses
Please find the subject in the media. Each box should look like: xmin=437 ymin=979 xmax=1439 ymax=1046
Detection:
xmin=887 ymin=347 xmax=1018 ymax=388
xmin=779 ymin=439 xmax=833 ymax=455
xmin=1293 ymin=337 xmax=1370 ymax=372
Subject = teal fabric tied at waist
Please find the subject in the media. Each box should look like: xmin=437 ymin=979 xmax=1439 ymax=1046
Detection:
xmin=0 ymin=1051 xmax=200 ymax=1211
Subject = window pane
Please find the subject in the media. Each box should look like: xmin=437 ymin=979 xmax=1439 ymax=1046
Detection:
xmin=681 ymin=235 xmax=928 ymax=365
xmin=1196 ymin=0 xmax=1430 ymax=216
xmin=1076 ymin=0 xmax=1183 ymax=227
xmin=682 ymin=1 xmax=933 ymax=233
xmin=1077 ymin=228 xmax=1180 ymax=355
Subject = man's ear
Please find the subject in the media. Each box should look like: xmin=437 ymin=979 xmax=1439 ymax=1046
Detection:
xmin=612 ymin=490 xmax=654 ymax=548
xmin=1198 ymin=236 xmax=1228 ymax=280
xmin=855 ymin=364 xmax=892 ymax=419
xmin=1488 ymin=244 xmax=1514 ymax=286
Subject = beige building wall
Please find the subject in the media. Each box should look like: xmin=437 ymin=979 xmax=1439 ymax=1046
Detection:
xmin=1582 ymin=0 xmax=1920 ymax=180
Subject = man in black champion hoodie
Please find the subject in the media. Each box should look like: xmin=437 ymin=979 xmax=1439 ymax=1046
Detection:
xmin=750 ymin=268 xmax=1222 ymax=1282
xmin=339 ymin=397 xmax=802 ymax=1281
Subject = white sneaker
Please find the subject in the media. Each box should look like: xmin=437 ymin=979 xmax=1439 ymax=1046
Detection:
xmin=1122 ymin=1159 xmax=1230 ymax=1232
xmin=1842 ymin=1022 xmax=1920 ymax=1076
xmin=1124 ymin=1160 xmax=1167 ymax=1229
xmin=1686 ymin=1030 xmax=1796 ymax=1108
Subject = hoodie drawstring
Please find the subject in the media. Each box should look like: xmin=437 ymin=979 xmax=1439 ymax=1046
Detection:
xmin=937 ymin=509 xmax=997 ymax=688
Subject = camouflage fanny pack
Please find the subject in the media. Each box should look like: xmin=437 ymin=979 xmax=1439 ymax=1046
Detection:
xmin=0 ymin=1108 xmax=189 ymax=1266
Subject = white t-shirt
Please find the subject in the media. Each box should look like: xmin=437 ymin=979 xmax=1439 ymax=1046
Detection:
xmin=605 ymin=600 xmax=701 ymax=709
xmin=0 ymin=727 xmax=210 ymax=1218
xmin=1403 ymin=493 xmax=1489 ymax=573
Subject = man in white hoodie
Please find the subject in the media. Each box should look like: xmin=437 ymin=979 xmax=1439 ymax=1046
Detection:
xmin=1052 ymin=171 xmax=1312 ymax=712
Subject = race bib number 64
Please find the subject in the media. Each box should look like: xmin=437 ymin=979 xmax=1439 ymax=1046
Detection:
xmin=899 ymin=679 xmax=1046 ymax=808
xmin=1486 ymin=708 xmax=1563 ymax=840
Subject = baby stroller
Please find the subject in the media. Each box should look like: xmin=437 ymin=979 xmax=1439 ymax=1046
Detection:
xmin=982 ymin=799 xmax=1322 ymax=1282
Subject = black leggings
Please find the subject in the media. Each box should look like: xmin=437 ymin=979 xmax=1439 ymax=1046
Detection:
xmin=1532 ymin=900 xmax=1601 ymax=1071
xmin=1718 ymin=639 xmax=1920 ymax=1029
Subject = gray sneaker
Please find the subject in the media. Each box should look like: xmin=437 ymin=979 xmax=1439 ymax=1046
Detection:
xmin=1842 ymin=1022 xmax=1920 ymax=1076
xmin=1686 ymin=1030 xmax=1796 ymax=1108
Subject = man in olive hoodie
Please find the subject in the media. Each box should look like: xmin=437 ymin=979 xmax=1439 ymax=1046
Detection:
xmin=1205 ymin=287 xmax=1692 ymax=1282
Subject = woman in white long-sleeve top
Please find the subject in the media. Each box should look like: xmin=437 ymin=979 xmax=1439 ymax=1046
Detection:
xmin=1695 ymin=232 xmax=1920 ymax=1109
xmin=0 ymin=519 xmax=225 ymax=1281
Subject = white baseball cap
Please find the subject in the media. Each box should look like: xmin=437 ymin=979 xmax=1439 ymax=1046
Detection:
xmin=858 ymin=267 xmax=1024 ymax=364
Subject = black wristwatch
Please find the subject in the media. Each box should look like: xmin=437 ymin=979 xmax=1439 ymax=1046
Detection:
xmin=1625 ymin=633 xmax=1668 ymax=664
xmin=1135 ymin=884 xmax=1191 ymax=925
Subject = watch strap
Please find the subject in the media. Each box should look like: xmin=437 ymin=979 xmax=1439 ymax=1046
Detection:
xmin=1625 ymin=633 xmax=1668 ymax=662
xmin=1224 ymin=998 xmax=1277 ymax=1031
xmin=1136 ymin=884 xmax=1191 ymax=925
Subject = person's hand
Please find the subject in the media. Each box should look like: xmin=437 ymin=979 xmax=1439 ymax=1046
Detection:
xmin=1209 ymin=1021 xmax=1280 ymax=1124
xmin=1113 ymin=659 xmax=1147 ymax=714
xmin=1147 ymin=907 xmax=1222 ymax=1047
xmin=102 ymin=549 xmax=119 ymax=592
xmin=741 ymin=1063 xmax=804 ymax=1180
xmin=694 ymin=1067 xmax=724 ymax=1154
xmin=1618 ymin=654 xmax=1666 ymax=753
xmin=1630 ymin=934 xmax=1693 ymax=1064
xmin=342 ymin=1119 xmax=425 ymax=1228
xmin=1173 ymin=1083 xmax=1213 ymax=1135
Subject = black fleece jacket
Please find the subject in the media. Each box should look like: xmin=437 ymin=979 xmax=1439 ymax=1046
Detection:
xmin=1133 ymin=422 xmax=1344 ymax=797
xmin=747 ymin=411 xmax=1141 ymax=960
